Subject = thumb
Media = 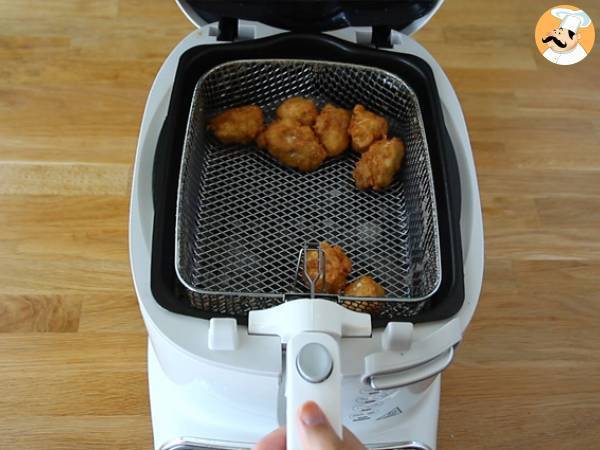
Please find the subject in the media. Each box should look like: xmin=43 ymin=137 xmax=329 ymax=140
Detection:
xmin=297 ymin=401 xmax=343 ymax=450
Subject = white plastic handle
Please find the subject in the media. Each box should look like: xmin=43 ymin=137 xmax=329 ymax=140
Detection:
xmin=248 ymin=299 xmax=370 ymax=450
xmin=286 ymin=332 xmax=343 ymax=450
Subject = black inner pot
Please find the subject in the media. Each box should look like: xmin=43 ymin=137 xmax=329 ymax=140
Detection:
xmin=149 ymin=32 xmax=464 ymax=328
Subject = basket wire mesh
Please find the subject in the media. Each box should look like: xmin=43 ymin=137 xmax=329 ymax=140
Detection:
xmin=175 ymin=60 xmax=441 ymax=319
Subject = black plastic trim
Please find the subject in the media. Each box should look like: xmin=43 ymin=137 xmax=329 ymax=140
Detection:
xmin=149 ymin=32 xmax=464 ymax=327
xmin=217 ymin=17 xmax=238 ymax=42
xmin=371 ymin=25 xmax=393 ymax=48
xmin=183 ymin=0 xmax=438 ymax=33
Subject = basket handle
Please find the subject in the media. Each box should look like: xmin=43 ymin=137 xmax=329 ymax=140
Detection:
xmin=248 ymin=299 xmax=371 ymax=449
xmin=286 ymin=331 xmax=342 ymax=450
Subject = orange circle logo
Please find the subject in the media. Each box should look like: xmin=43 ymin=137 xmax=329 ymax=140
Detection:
xmin=535 ymin=5 xmax=595 ymax=65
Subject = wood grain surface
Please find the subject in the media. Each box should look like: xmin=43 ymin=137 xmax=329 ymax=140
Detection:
xmin=1 ymin=1 xmax=599 ymax=449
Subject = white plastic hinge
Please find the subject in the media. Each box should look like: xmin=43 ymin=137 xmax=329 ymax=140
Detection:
xmin=382 ymin=322 xmax=414 ymax=351
xmin=208 ymin=318 xmax=239 ymax=351
xmin=354 ymin=28 xmax=404 ymax=48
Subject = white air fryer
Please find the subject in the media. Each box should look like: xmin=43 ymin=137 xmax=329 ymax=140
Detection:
xmin=129 ymin=2 xmax=484 ymax=449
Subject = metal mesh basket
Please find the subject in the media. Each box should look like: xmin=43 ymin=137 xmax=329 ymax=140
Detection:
xmin=175 ymin=60 xmax=441 ymax=319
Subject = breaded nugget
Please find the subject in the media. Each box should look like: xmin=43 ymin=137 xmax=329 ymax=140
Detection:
xmin=257 ymin=118 xmax=327 ymax=172
xmin=342 ymin=298 xmax=385 ymax=315
xmin=344 ymin=276 xmax=385 ymax=297
xmin=306 ymin=242 xmax=352 ymax=294
xmin=255 ymin=130 xmax=267 ymax=149
xmin=313 ymin=103 xmax=352 ymax=157
xmin=353 ymin=137 xmax=405 ymax=191
xmin=342 ymin=275 xmax=386 ymax=315
xmin=208 ymin=105 xmax=264 ymax=144
xmin=348 ymin=104 xmax=389 ymax=153
xmin=276 ymin=97 xmax=318 ymax=126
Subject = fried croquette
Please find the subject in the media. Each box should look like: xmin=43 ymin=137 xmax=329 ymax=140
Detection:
xmin=306 ymin=242 xmax=352 ymax=294
xmin=256 ymin=118 xmax=327 ymax=172
xmin=353 ymin=137 xmax=405 ymax=191
xmin=348 ymin=104 xmax=389 ymax=153
xmin=276 ymin=97 xmax=318 ymax=126
xmin=344 ymin=276 xmax=385 ymax=297
xmin=313 ymin=103 xmax=352 ymax=157
xmin=208 ymin=105 xmax=264 ymax=144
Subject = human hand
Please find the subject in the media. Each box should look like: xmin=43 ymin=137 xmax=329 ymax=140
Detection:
xmin=253 ymin=401 xmax=367 ymax=450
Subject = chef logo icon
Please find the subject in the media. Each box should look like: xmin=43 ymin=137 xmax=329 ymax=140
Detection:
xmin=535 ymin=5 xmax=595 ymax=65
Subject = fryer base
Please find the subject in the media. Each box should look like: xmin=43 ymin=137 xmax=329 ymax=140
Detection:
xmin=148 ymin=339 xmax=440 ymax=450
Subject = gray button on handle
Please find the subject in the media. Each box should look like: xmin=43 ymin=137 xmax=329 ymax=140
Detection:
xmin=296 ymin=343 xmax=334 ymax=383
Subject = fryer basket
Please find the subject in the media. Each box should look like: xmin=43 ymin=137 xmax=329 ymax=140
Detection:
xmin=174 ymin=59 xmax=441 ymax=317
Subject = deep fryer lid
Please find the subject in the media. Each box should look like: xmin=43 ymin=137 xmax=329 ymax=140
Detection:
xmin=179 ymin=0 xmax=441 ymax=34
xmin=150 ymin=32 xmax=464 ymax=327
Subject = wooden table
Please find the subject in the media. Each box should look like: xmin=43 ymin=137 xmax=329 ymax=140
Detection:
xmin=1 ymin=1 xmax=599 ymax=448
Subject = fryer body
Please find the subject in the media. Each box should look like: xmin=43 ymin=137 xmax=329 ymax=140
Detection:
xmin=129 ymin=22 xmax=483 ymax=450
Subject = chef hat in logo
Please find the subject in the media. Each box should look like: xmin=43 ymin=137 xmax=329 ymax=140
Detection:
xmin=551 ymin=8 xmax=592 ymax=33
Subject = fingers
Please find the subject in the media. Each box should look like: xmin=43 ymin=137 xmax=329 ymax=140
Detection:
xmin=298 ymin=402 xmax=367 ymax=450
xmin=343 ymin=427 xmax=368 ymax=450
xmin=253 ymin=427 xmax=286 ymax=450
xmin=252 ymin=402 xmax=366 ymax=450
xmin=298 ymin=401 xmax=343 ymax=450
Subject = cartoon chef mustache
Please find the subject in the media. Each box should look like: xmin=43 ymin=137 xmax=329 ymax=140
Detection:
xmin=542 ymin=35 xmax=567 ymax=48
